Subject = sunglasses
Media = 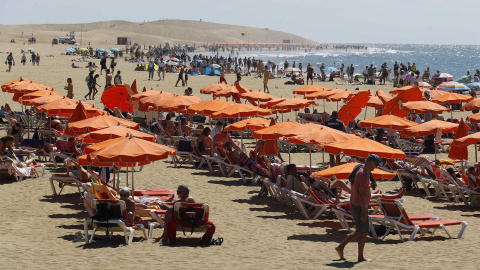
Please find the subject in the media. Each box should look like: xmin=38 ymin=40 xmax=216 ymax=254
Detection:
xmin=120 ymin=193 xmax=129 ymax=197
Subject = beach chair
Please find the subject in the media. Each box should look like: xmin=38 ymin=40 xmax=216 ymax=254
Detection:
xmin=0 ymin=160 xmax=45 ymax=181
xmin=21 ymin=138 xmax=50 ymax=161
xmin=50 ymin=140 xmax=81 ymax=168
xmin=84 ymin=199 xmax=153 ymax=245
xmin=166 ymin=202 xmax=215 ymax=245
xmin=173 ymin=139 xmax=206 ymax=168
xmin=370 ymin=198 xmax=467 ymax=242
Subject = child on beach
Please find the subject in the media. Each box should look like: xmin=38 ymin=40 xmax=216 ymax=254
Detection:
xmin=91 ymin=74 xmax=100 ymax=100
xmin=64 ymin=78 xmax=74 ymax=99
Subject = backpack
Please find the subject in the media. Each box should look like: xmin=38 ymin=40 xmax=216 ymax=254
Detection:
xmin=92 ymin=201 xmax=123 ymax=235
xmin=176 ymin=204 xmax=206 ymax=236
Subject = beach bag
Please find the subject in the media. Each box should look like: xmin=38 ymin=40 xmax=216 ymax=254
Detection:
xmin=177 ymin=205 xmax=205 ymax=236
xmin=178 ymin=140 xmax=192 ymax=152
xmin=369 ymin=224 xmax=389 ymax=238
xmin=469 ymin=195 xmax=480 ymax=208
xmin=92 ymin=201 xmax=123 ymax=235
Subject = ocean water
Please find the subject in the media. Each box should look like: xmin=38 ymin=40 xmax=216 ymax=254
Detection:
xmin=230 ymin=44 xmax=480 ymax=80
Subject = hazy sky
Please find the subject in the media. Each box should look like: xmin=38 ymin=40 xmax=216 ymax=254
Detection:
xmin=1 ymin=0 xmax=479 ymax=45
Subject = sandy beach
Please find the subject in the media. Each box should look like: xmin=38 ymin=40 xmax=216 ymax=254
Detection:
xmin=0 ymin=36 xmax=479 ymax=270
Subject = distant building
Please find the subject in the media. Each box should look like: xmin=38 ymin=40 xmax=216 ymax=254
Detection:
xmin=117 ymin=37 xmax=131 ymax=45
xmin=282 ymin=40 xmax=294 ymax=44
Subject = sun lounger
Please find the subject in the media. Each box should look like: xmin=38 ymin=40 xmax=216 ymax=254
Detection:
xmin=166 ymin=202 xmax=215 ymax=245
xmin=84 ymin=199 xmax=153 ymax=245
xmin=370 ymin=198 xmax=467 ymax=242
xmin=0 ymin=160 xmax=45 ymax=181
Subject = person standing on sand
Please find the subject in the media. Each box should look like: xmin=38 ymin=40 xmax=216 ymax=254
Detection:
xmin=105 ymin=69 xmax=112 ymax=88
xmin=5 ymin=52 xmax=14 ymax=72
xmin=336 ymin=154 xmax=380 ymax=263
xmin=21 ymin=54 xmax=26 ymax=66
xmin=114 ymin=71 xmax=122 ymax=84
xmin=175 ymin=66 xmax=185 ymax=87
xmin=306 ymin=63 xmax=314 ymax=85
xmin=148 ymin=60 xmax=155 ymax=80
xmin=35 ymin=53 xmax=40 ymax=66
xmin=219 ymin=69 xmax=227 ymax=84
xmin=31 ymin=52 xmax=36 ymax=66
xmin=263 ymin=67 xmax=270 ymax=93
xmin=110 ymin=58 xmax=116 ymax=73
xmin=65 ymin=78 xmax=74 ymax=99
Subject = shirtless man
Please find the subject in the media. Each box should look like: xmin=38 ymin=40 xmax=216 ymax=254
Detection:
xmin=156 ymin=184 xmax=196 ymax=243
xmin=65 ymin=158 xmax=92 ymax=181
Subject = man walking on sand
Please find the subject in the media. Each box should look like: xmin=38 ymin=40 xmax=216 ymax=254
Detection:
xmin=5 ymin=53 xmax=14 ymax=72
xmin=336 ymin=154 xmax=380 ymax=262
xmin=306 ymin=63 xmax=314 ymax=85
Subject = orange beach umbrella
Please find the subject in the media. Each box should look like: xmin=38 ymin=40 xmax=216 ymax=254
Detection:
xmin=460 ymin=97 xmax=480 ymax=112
xmin=337 ymin=90 xmax=370 ymax=125
xmin=130 ymin=89 xmax=161 ymax=101
xmin=69 ymin=102 xmax=89 ymax=123
xmin=324 ymin=137 xmax=406 ymax=159
xmin=448 ymin=119 xmax=470 ymax=160
xmin=293 ymin=85 xmax=329 ymax=95
xmin=403 ymin=101 xmax=450 ymax=114
xmin=240 ymin=91 xmax=275 ymax=102
xmin=211 ymin=103 xmax=271 ymax=118
xmin=252 ymin=121 xmax=301 ymax=140
xmin=224 ymin=117 xmax=271 ymax=131
xmin=359 ymin=114 xmax=418 ymax=130
xmin=466 ymin=112 xmax=480 ymax=123
xmin=401 ymin=119 xmax=460 ymax=138
xmin=138 ymin=91 xmax=176 ymax=111
xmin=77 ymin=125 xmax=156 ymax=143
xmin=383 ymin=87 xmax=423 ymax=117
xmin=366 ymin=95 xmax=384 ymax=108
xmin=153 ymin=95 xmax=202 ymax=112
xmin=432 ymin=92 xmax=473 ymax=104
xmin=311 ymin=162 xmax=397 ymax=180
xmin=65 ymin=114 xmax=139 ymax=136
xmin=187 ymin=99 xmax=236 ymax=116
xmin=270 ymin=97 xmax=317 ymax=111
xmin=101 ymin=84 xmax=134 ymax=113
xmin=200 ymin=83 xmax=227 ymax=94
xmin=21 ymin=92 xmax=64 ymax=106
xmin=37 ymin=98 xmax=98 ymax=117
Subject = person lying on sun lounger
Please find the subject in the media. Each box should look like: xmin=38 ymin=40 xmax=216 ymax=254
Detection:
xmin=224 ymin=141 xmax=272 ymax=179
xmin=1 ymin=156 xmax=37 ymax=168
xmin=65 ymin=158 xmax=92 ymax=182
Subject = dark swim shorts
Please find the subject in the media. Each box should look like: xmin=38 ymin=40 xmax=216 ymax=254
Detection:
xmin=350 ymin=204 xmax=370 ymax=233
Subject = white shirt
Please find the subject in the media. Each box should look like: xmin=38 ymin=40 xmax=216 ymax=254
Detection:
xmin=158 ymin=112 xmax=166 ymax=120
xmin=211 ymin=126 xmax=222 ymax=140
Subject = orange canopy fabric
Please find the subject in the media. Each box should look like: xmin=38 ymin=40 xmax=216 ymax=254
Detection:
xmin=460 ymin=97 xmax=480 ymax=111
xmin=390 ymin=85 xmax=415 ymax=95
xmin=2 ymin=78 xmax=27 ymax=92
xmin=130 ymin=89 xmax=161 ymax=101
xmin=453 ymin=131 xmax=480 ymax=147
xmin=252 ymin=121 xmax=301 ymax=140
xmin=383 ymin=87 xmax=423 ymax=117
xmin=305 ymin=90 xmax=330 ymax=100
xmin=187 ymin=99 xmax=236 ymax=116
xmin=359 ymin=114 xmax=418 ymax=130
xmin=213 ymin=86 xmax=239 ymax=98
xmin=326 ymin=90 xmax=354 ymax=102
xmin=448 ymin=119 xmax=469 ymax=160
xmin=293 ymin=85 xmax=330 ymax=95
xmin=275 ymin=123 xmax=324 ymax=138
xmin=432 ymin=92 xmax=473 ymax=104
xmin=259 ymin=98 xmax=286 ymax=109
xmin=153 ymin=95 xmax=202 ymax=112
xmin=200 ymin=83 xmax=227 ymax=94
xmin=211 ymin=103 xmax=271 ymax=118
xmin=69 ymin=102 xmax=89 ymax=123
xmin=270 ymin=97 xmax=317 ymax=111
xmin=6 ymin=80 xmax=53 ymax=94
xmin=312 ymin=88 xmax=346 ymax=100
xmin=466 ymin=112 xmax=480 ymax=123
xmin=403 ymin=101 xmax=450 ymax=114
xmin=86 ymin=136 xmax=175 ymax=165
xmin=366 ymin=95 xmax=384 ymax=108
xmin=37 ymin=98 xmax=97 ymax=117
xmin=426 ymin=89 xmax=449 ymax=99
xmin=21 ymin=93 xmax=64 ymax=106
xmin=324 ymin=138 xmax=406 ymax=159
xmin=401 ymin=119 xmax=460 ymax=138
xmin=77 ymin=125 xmax=156 ymax=143
xmin=311 ymin=162 xmax=397 ymax=180
xmin=224 ymin=117 xmax=271 ymax=131
xmin=337 ymin=90 xmax=370 ymax=125
xmin=239 ymin=91 xmax=275 ymax=102
xmin=78 ymin=154 xmax=150 ymax=167
xmin=101 ymin=85 xmax=134 ymax=113
xmin=65 ymin=115 xmax=139 ymax=136
xmin=19 ymin=90 xmax=63 ymax=103
xmin=282 ymin=125 xmax=357 ymax=147
xmin=138 ymin=91 xmax=176 ymax=111
xmin=376 ymin=90 xmax=393 ymax=104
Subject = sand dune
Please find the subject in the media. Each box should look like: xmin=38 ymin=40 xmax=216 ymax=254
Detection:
xmin=0 ymin=19 xmax=318 ymax=45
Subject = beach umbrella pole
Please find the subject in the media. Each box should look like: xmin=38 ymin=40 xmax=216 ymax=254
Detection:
xmin=309 ymin=145 xmax=312 ymax=170
xmin=126 ymin=164 xmax=129 ymax=186
xmin=131 ymin=164 xmax=135 ymax=202
xmin=288 ymin=142 xmax=291 ymax=163
xmin=476 ymin=143 xmax=478 ymax=163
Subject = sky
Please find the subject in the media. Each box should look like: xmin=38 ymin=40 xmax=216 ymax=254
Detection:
xmin=0 ymin=0 xmax=479 ymax=45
